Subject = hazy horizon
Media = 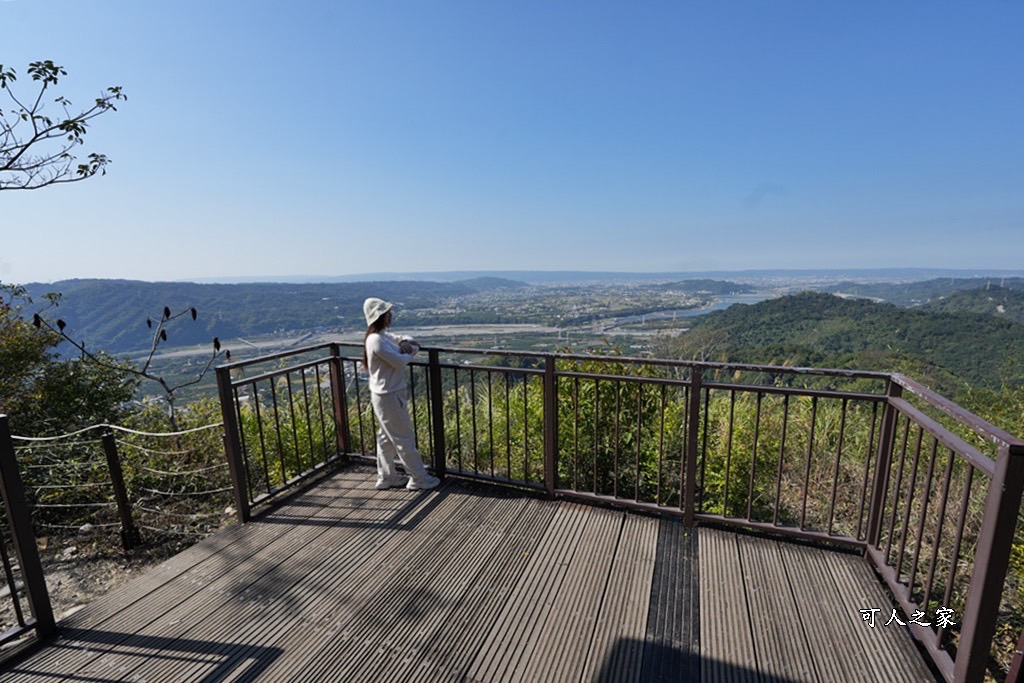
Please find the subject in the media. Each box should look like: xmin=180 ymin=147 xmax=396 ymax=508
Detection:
xmin=20 ymin=266 xmax=1024 ymax=288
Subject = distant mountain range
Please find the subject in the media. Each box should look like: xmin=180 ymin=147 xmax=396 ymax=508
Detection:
xmin=23 ymin=277 xmax=530 ymax=354
xmin=186 ymin=268 xmax=1024 ymax=286
xmin=20 ymin=274 xmax=1024 ymax=379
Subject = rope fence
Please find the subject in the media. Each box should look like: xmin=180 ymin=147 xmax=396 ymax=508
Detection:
xmin=10 ymin=422 xmax=224 ymax=442
xmin=7 ymin=420 xmax=233 ymax=551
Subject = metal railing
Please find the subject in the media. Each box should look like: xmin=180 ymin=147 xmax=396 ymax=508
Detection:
xmin=868 ymin=375 xmax=1024 ymax=682
xmin=215 ymin=343 xmax=351 ymax=521
xmin=0 ymin=415 xmax=55 ymax=648
xmin=215 ymin=343 xmax=1024 ymax=683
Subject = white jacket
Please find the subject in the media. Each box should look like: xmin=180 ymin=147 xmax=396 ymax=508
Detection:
xmin=365 ymin=331 xmax=417 ymax=394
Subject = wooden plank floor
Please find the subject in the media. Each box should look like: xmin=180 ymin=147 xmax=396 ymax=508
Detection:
xmin=699 ymin=527 xmax=938 ymax=682
xmin=1 ymin=464 xmax=938 ymax=682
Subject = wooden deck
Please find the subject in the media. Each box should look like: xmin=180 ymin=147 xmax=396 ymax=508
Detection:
xmin=2 ymin=464 xmax=937 ymax=682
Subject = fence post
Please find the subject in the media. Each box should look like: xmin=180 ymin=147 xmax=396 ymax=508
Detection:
xmin=683 ymin=367 xmax=702 ymax=526
xmin=866 ymin=378 xmax=902 ymax=548
xmin=0 ymin=415 xmax=55 ymax=638
xmin=216 ymin=366 xmax=251 ymax=523
xmin=543 ymin=356 xmax=558 ymax=499
xmin=1005 ymin=627 xmax=1024 ymax=683
xmin=100 ymin=430 xmax=140 ymax=551
xmin=328 ymin=343 xmax=351 ymax=456
xmin=428 ymin=349 xmax=447 ymax=479
xmin=954 ymin=443 xmax=1024 ymax=683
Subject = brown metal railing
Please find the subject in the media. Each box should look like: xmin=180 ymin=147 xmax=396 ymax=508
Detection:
xmin=216 ymin=343 xmax=1024 ymax=682
xmin=216 ymin=343 xmax=355 ymax=521
xmin=0 ymin=415 xmax=55 ymax=648
xmin=866 ymin=375 xmax=1024 ymax=682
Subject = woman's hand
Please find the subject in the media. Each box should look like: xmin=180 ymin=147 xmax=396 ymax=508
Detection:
xmin=399 ymin=340 xmax=419 ymax=354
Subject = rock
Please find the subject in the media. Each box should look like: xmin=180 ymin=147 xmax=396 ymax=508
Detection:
xmin=61 ymin=546 xmax=77 ymax=559
xmin=78 ymin=523 xmax=94 ymax=535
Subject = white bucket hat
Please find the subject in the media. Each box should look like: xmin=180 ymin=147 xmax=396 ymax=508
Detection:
xmin=363 ymin=297 xmax=393 ymax=326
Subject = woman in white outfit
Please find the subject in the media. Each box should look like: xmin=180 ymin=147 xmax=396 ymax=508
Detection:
xmin=362 ymin=297 xmax=440 ymax=491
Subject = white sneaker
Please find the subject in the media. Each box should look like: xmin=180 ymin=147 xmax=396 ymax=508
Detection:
xmin=406 ymin=475 xmax=440 ymax=491
xmin=375 ymin=475 xmax=407 ymax=490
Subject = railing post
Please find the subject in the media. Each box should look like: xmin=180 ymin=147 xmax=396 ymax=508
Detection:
xmin=0 ymin=415 xmax=55 ymax=638
xmin=216 ymin=366 xmax=251 ymax=523
xmin=428 ymin=349 xmax=447 ymax=479
xmin=328 ymin=343 xmax=352 ymax=456
xmin=543 ymin=356 xmax=557 ymax=499
xmin=954 ymin=443 xmax=1024 ymax=683
xmin=101 ymin=430 xmax=140 ymax=551
xmin=866 ymin=378 xmax=902 ymax=547
xmin=1005 ymin=627 xmax=1024 ymax=683
xmin=683 ymin=367 xmax=702 ymax=526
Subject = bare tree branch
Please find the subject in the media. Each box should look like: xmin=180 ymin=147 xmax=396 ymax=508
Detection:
xmin=1 ymin=60 xmax=125 ymax=191
xmin=33 ymin=304 xmax=227 ymax=430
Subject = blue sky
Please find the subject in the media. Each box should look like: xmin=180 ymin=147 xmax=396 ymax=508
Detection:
xmin=2 ymin=1 xmax=1022 ymax=283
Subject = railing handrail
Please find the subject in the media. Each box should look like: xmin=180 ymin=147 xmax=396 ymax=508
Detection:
xmin=218 ymin=340 xmax=895 ymax=379
xmin=893 ymin=373 xmax=1024 ymax=449
xmin=888 ymin=396 xmax=996 ymax=478
xmin=412 ymin=343 xmax=895 ymax=381
xmin=217 ymin=341 xmax=338 ymax=371
xmin=408 ymin=342 xmax=892 ymax=377
xmin=226 ymin=357 xmax=330 ymax=387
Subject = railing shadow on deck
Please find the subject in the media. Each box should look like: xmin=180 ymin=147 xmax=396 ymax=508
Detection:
xmin=250 ymin=474 xmax=454 ymax=531
xmin=4 ymin=627 xmax=283 ymax=683
xmin=206 ymin=342 xmax=1024 ymax=683
xmin=598 ymin=637 xmax=823 ymax=682
xmin=596 ymin=637 xmax=826 ymax=683
xmin=597 ymin=637 xmax=702 ymax=683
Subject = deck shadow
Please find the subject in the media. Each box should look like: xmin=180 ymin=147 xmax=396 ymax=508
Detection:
xmin=596 ymin=638 xmax=806 ymax=682
xmin=4 ymin=626 xmax=283 ymax=683
xmin=252 ymin=478 xmax=452 ymax=531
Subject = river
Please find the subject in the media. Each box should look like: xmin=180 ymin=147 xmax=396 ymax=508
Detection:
xmin=604 ymin=292 xmax=774 ymax=327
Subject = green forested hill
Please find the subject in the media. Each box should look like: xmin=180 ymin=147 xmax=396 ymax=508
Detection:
xmin=23 ymin=278 xmax=529 ymax=353
xmin=821 ymin=277 xmax=1024 ymax=306
xmin=662 ymin=291 xmax=1024 ymax=390
xmin=918 ymin=285 xmax=1024 ymax=323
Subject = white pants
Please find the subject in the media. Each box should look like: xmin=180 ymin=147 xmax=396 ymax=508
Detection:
xmin=370 ymin=391 xmax=430 ymax=481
